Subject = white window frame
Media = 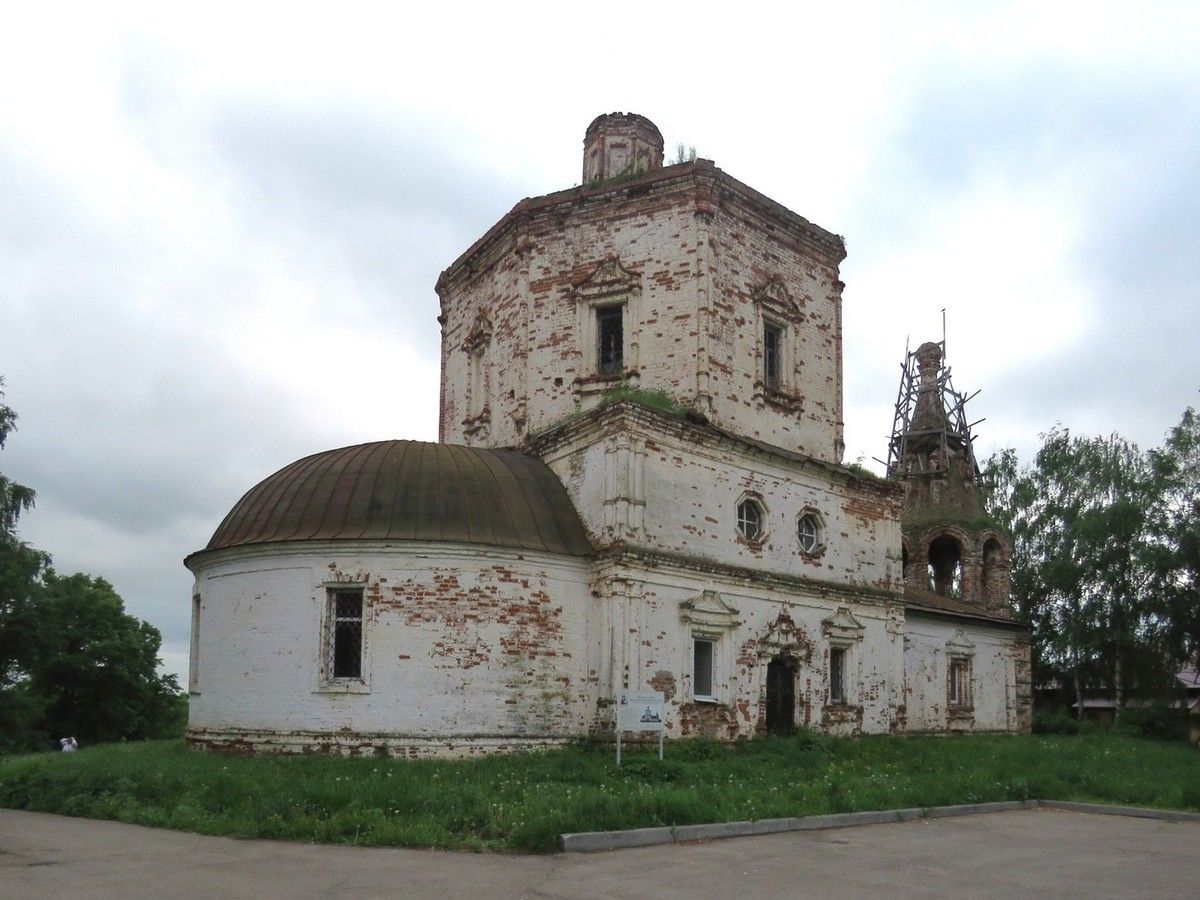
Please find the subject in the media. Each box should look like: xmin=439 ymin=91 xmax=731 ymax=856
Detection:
xmin=797 ymin=509 xmax=824 ymax=555
xmin=317 ymin=583 xmax=371 ymax=693
xmin=736 ymin=493 xmax=767 ymax=543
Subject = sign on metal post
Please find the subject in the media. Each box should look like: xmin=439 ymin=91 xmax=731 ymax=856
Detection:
xmin=615 ymin=690 xmax=665 ymax=765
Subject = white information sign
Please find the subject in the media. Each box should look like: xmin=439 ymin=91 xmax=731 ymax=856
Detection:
xmin=615 ymin=690 xmax=665 ymax=764
xmin=617 ymin=691 xmax=665 ymax=732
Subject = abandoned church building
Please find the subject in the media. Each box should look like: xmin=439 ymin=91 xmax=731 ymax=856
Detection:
xmin=184 ymin=113 xmax=1032 ymax=756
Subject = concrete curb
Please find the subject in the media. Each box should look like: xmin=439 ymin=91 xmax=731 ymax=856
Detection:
xmin=1037 ymin=799 xmax=1200 ymax=823
xmin=559 ymin=799 xmax=1037 ymax=852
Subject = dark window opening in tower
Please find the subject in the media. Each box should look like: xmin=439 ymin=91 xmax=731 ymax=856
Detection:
xmin=927 ymin=536 xmax=963 ymax=598
xmin=902 ymin=543 xmax=910 ymax=581
xmin=763 ymin=321 xmax=782 ymax=390
xmin=597 ymin=305 xmax=623 ymax=376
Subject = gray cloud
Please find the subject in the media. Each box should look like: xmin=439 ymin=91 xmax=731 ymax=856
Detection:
xmin=844 ymin=65 xmax=1200 ymax=460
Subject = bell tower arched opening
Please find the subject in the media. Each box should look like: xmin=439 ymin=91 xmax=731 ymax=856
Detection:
xmin=928 ymin=535 xmax=963 ymax=598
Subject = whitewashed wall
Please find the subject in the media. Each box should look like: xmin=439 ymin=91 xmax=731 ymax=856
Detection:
xmin=902 ymin=612 xmax=1024 ymax=733
xmin=594 ymin=559 xmax=908 ymax=739
xmin=537 ymin=406 xmax=903 ymax=592
xmin=187 ymin=541 xmax=596 ymax=756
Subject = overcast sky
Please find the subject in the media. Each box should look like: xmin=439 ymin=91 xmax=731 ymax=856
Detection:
xmin=2 ymin=2 xmax=1197 ymax=682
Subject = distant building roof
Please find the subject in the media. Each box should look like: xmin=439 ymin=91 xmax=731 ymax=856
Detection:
xmin=189 ymin=440 xmax=593 ymax=563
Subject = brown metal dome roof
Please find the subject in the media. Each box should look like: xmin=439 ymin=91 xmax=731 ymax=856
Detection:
xmin=194 ymin=441 xmax=592 ymax=560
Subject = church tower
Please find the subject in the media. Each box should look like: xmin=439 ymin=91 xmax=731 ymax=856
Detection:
xmin=887 ymin=340 xmax=1012 ymax=614
xmin=436 ymin=112 xmax=848 ymax=465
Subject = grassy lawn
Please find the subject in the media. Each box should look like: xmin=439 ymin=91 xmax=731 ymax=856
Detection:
xmin=1 ymin=732 xmax=1197 ymax=853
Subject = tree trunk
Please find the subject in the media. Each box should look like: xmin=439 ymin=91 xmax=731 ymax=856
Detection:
xmin=1114 ymin=652 xmax=1124 ymax=727
xmin=1072 ymin=650 xmax=1084 ymax=722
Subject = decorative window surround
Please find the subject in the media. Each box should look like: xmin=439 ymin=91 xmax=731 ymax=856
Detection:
xmin=680 ymin=589 xmax=742 ymax=632
xmin=572 ymin=257 xmax=642 ymax=396
xmin=822 ymin=606 xmax=865 ymax=648
xmin=946 ymin=628 xmax=976 ymax=715
xmin=681 ymin=590 xmax=741 ymax=704
xmin=461 ymin=313 xmax=493 ymax=438
xmin=797 ymin=508 xmax=825 ymax=557
xmin=736 ymin=492 xmax=768 ymax=545
xmin=751 ymin=278 xmax=805 ymax=412
xmin=823 ymin=606 xmax=864 ymax=709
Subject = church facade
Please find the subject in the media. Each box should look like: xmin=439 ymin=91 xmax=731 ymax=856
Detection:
xmin=184 ymin=113 xmax=1031 ymax=756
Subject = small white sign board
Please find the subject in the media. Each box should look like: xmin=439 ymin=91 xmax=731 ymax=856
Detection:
xmin=615 ymin=690 xmax=664 ymax=764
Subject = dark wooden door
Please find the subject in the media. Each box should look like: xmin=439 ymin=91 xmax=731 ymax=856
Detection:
xmin=765 ymin=657 xmax=796 ymax=734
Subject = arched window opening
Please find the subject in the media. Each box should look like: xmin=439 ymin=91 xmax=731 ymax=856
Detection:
xmin=901 ymin=543 xmax=910 ymax=581
xmin=927 ymin=536 xmax=963 ymax=598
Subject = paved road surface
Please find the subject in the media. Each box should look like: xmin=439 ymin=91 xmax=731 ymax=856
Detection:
xmin=2 ymin=807 xmax=1197 ymax=898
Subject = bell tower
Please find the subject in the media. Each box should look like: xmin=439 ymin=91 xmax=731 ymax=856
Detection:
xmin=887 ymin=340 xmax=1011 ymax=614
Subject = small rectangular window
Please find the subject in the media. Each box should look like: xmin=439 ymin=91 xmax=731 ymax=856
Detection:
xmin=763 ymin=321 xmax=782 ymax=390
xmin=693 ymin=638 xmax=715 ymax=699
xmin=829 ymin=647 xmax=845 ymax=704
xmin=330 ymin=589 xmax=364 ymax=679
xmin=597 ymin=306 xmax=623 ymax=376
xmin=950 ymin=659 xmax=969 ymax=705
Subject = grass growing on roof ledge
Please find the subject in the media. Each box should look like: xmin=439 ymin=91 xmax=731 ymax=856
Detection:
xmin=2 ymin=732 xmax=1198 ymax=853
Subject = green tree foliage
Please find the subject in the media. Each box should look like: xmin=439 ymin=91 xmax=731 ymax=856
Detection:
xmin=1145 ymin=407 xmax=1200 ymax=666
xmin=28 ymin=572 xmax=181 ymax=745
xmin=0 ymin=379 xmax=51 ymax=749
xmin=0 ymin=381 xmax=181 ymax=752
xmin=982 ymin=407 xmax=1199 ymax=723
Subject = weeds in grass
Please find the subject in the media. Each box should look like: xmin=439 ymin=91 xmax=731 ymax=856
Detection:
xmin=1 ymin=733 xmax=1196 ymax=852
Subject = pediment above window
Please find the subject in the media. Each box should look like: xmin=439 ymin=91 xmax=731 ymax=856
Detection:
xmin=680 ymin=590 xmax=741 ymax=635
xmin=946 ymin=628 xmax=976 ymax=658
xmin=573 ymin=256 xmax=642 ymax=304
xmin=823 ymin=606 xmax=865 ymax=647
xmin=462 ymin=313 xmax=493 ymax=351
xmin=752 ymin=277 xmax=803 ymax=320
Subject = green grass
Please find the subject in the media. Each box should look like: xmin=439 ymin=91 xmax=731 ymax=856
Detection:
xmin=1 ymin=733 xmax=1196 ymax=853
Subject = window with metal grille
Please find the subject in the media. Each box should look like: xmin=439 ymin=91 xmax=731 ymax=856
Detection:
xmin=329 ymin=589 xmax=364 ymax=679
xmin=829 ymin=647 xmax=845 ymax=704
xmin=736 ymin=498 xmax=764 ymax=542
xmin=596 ymin=305 xmax=623 ymax=376
xmin=763 ymin=321 xmax=782 ymax=390
xmin=693 ymin=637 xmax=715 ymax=699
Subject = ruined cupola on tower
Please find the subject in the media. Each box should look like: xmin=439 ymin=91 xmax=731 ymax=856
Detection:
xmin=582 ymin=112 xmax=665 ymax=182
xmin=887 ymin=341 xmax=1012 ymax=614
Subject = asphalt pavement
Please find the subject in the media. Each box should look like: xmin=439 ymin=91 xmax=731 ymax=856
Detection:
xmin=2 ymin=807 xmax=1197 ymax=898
